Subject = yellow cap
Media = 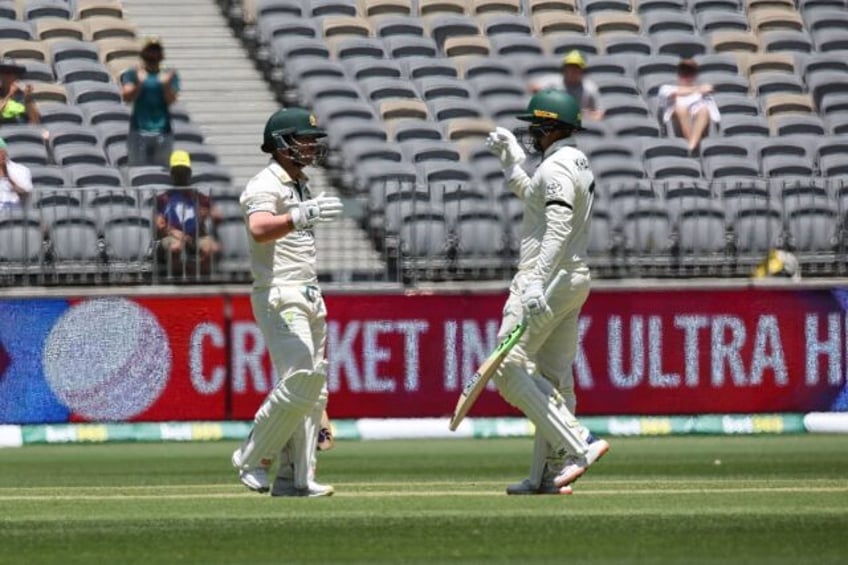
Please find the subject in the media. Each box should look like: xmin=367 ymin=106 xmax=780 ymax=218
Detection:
xmin=562 ymin=50 xmax=586 ymax=69
xmin=142 ymin=36 xmax=163 ymax=49
xmin=169 ymin=150 xmax=191 ymax=169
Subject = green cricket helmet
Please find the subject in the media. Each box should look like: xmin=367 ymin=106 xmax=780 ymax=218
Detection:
xmin=516 ymin=89 xmax=583 ymax=131
xmin=261 ymin=107 xmax=326 ymax=153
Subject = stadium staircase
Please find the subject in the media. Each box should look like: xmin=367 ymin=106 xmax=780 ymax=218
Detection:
xmin=121 ymin=0 xmax=389 ymax=282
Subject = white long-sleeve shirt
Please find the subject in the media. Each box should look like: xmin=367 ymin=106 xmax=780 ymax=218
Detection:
xmin=506 ymin=138 xmax=595 ymax=286
xmin=0 ymin=160 xmax=33 ymax=212
xmin=239 ymin=161 xmax=318 ymax=289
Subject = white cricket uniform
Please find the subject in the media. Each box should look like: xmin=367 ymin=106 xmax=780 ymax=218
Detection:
xmin=492 ymin=137 xmax=595 ymax=464
xmin=235 ymin=161 xmax=328 ymax=487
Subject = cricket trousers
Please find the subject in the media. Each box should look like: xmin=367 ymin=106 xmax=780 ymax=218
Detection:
xmin=498 ymin=265 xmax=592 ymax=403
xmin=237 ymin=284 xmax=329 ymax=473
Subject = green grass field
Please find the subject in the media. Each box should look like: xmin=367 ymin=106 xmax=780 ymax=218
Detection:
xmin=1 ymin=435 xmax=847 ymax=564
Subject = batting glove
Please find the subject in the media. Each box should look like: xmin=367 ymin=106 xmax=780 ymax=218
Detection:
xmin=520 ymin=279 xmax=553 ymax=333
xmin=291 ymin=192 xmax=344 ymax=230
xmin=485 ymin=126 xmax=526 ymax=169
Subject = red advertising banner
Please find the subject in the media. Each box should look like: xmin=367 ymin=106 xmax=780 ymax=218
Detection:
xmin=3 ymin=287 xmax=847 ymax=424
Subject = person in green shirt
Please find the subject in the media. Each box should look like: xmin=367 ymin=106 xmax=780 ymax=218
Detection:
xmin=0 ymin=58 xmax=39 ymax=125
xmin=120 ymin=37 xmax=181 ymax=167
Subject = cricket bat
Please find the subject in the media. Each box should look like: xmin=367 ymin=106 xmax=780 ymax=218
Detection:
xmin=448 ymin=321 xmax=527 ymax=431
xmin=448 ymin=274 xmax=562 ymax=432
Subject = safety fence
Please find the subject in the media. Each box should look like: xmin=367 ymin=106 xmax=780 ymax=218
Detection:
xmin=1 ymin=177 xmax=847 ymax=286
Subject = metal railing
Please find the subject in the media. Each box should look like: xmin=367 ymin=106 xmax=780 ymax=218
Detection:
xmin=1 ymin=177 xmax=847 ymax=287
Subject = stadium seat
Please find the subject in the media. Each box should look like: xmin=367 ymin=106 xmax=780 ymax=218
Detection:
xmin=642 ymin=11 xmax=696 ymax=35
xmin=0 ymin=215 xmax=43 ymax=262
xmin=696 ymin=11 xmax=749 ymax=34
xmin=732 ymin=206 xmax=784 ymax=253
xmin=66 ymin=163 xmax=122 ymax=186
xmin=359 ymin=0 xmax=413 ymax=16
xmin=478 ymin=14 xmax=532 ymax=36
xmin=49 ymin=214 xmax=101 ymax=261
xmin=383 ymin=35 xmax=439 ymax=57
xmin=703 ymin=155 xmax=760 ymax=179
xmin=677 ymin=207 xmax=728 ymax=253
xmin=427 ymin=98 xmax=483 ymax=120
xmin=621 ymin=207 xmax=672 ymax=253
xmin=400 ymin=56 xmax=458 ymax=79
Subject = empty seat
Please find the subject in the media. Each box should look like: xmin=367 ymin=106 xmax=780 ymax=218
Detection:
xmin=270 ymin=37 xmax=330 ymax=65
xmin=443 ymin=117 xmax=495 ymax=140
xmin=605 ymin=115 xmax=661 ymax=137
xmin=442 ymin=35 xmax=491 ymax=56
xmin=751 ymin=72 xmax=805 ymax=96
xmin=401 ymin=139 xmax=461 ymax=162
xmin=529 ymin=0 xmax=578 ymax=12
xmin=642 ymin=11 xmax=696 ymax=34
xmin=456 ymin=211 xmax=504 ymax=256
xmin=786 ymin=207 xmax=838 ymax=252
xmin=532 ymin=12 xmax=588 ymax=37
xmin=65 ymin=164 xmax=121 ymax=187
xmin=399 ymin=212 xmax=449 ymax=257
xmin=6 ymin=141 xmax=48 ymax=166
xmin=377 ymin=98 xmax=429 ymax=120
xmin=103 ymin=216 xmax=152 ymax=261
xmin=97 ymin=38 xmax=141 ymax=64
xmin=762 ymin=153 xmax=815 ymax=177
xmin=418 ymin=0 xmax=470 ymax=15
xmin=307 ymin=0 xmax=358 ymax=17
xmin=329 ymin=37 xmax=387 ymax=59
xmin=702 ymin=155 xmax=759 ymax=178
xmin=28 ymin=82 xmax=69 ymax=104
xmin=696 ymin=11 xmax=749 ymax=34
xmin=49 ymin=215 xmax=101 ymax=261
xmin=652 ymin=31 xmax=707 ymax=57
xmin=0 ymin=215 xmax=42 ymax=263
xmin=387 ymin=119 xmax=444 ymax=142
xmin=590 ymin=12 xmax=641 ymax=35
xmin=479 ymin=13 xmax=532 ymax=36
xmin=29 ymin=165 xmax=68 ymax=187
xmin=489 ymin=33 xmax=544 ymax=57
xmin=298 ymin=77 xmax=361 ymax=104
xmin=321 ymin=15 xmax=372 ymax=38
xmin=359 ymin=0 xmax=413 ymax=17
xmin=677 ymin=207 xmax=727 ymax=253
xmin=345 ymin=58 xmax=403 ymax=80
xmin=699 ymin=72 xmax=749 ymax=95
xmin=83 ymin=102 xmax=129 ymax=125
xmin=0 ymin=20 xmax=34 ymax=40
xmin=75 ymin=0 xmax=123 ymax=19
xmin=542 ymin=32 xmax=598 ymax=55
xmin=125 ymin=166 xmax=171 ymax=188
xmin=646 ymin=156 xmax=702 ymax=179
xmin=371 ymin=15 xmax=425 ymax=37
xmin=400 ymin=56 xmax=457 ymax=79
xmin=760 ymin=30 xmax=814 ymax=53
xmin=825 ymin=113 xmax=848 ymax=135
xmin=383 ymin=35 xmax=439 ymax=57
xmin=769 ymin=114 xmax=827 ymax=136
xmin=807 ymin=70 xmax=848 ymax=109
xmin=471 ymin=0 xmax=522 ymax=13
xmin=713 ymin=93 xmax=760 ymax=116
xmin=700 ymin=137 xmax=756 ymax=159
xmin=21 ymin=60 xmax=54 ymax=82
xmin=710 ymin=31 xmax=760 ymax=53
xmin=763 ymin=93 xmax=815 ymax=117
xmin=83 ymin=16 xmax=137 ymax=41
xmin=50 ymin=39 xmax=100 ymax=63
xmin=427 ymin=97 xmax=483 ymax=120
xmin=813 ymin=28 xmax=848 ymax=52
xmin=34 ymin=19 xmax=83 ymax=41
xmin=65 ymin=81 xmax=121 ymax=106
xmin=601 ymin=34 xmax=653 ymax=55
xmin=581 ymin=0 xmax=633 ymax=14
xmin=640 ymin=137 xmax=690 ymax=159
xmin=749 ymin=8 xmax=804 ymax=33
xmin=720 ymin=115 xmax=770 ymax=136
xmin=621 ymin=208 xmax=672 ymax=253
xmin=415 ymin=76 xmax=473 ymax=99
xmin=482 ymin=94 xmax=526 ymax=119
xmin=733 ymin=207 xmax=783 ymax=253
xmin=592 ymin=155 xmax=645 ymax=180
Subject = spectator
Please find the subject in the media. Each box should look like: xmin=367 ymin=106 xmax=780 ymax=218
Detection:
xmin=658 ymin=59 xmax=719 ymax=153
xmin=0 ymin=137 xmax=33 ymax=214
xmin=120 ymin=37 xmax=181 ymax=167
xmin=0 ymin=58 xmax=39 ymax=125
xmin=531 ymin=51 xmax=604 ymax=121
xmin=154 ymin=150 xmax=221 ymax=274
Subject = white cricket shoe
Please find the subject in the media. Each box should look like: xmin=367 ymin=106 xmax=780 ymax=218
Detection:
xmin=271 ymin=478 xmax=335 ymax=498
xmin=506 ymin=478 xmax=573 ymax=495
xmin=232 ymin=449 xmax=270 ymax=493
xmin=554 ymin=439 xmax=610 ymax=489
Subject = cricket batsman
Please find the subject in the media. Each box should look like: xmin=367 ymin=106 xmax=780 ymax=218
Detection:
xmin=231 ymin=107 xmax=343 ymax=497
xmin=485 ymin=89 xmax=609 ymax=495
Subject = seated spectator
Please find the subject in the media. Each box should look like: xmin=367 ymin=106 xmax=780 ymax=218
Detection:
xmin=0 ymin=58 xmax=39 ymax=125
xmin=121 ymin=37 xmax=181 ymax=167
xmin=0 ymin=137 xmax=33 ymax=214
xmin=154 ymin=150 xmax=221 ymax=275
xmin=658 ymin=59 xmax=719 ymax=153
xmin=531 ymin=50 xmax=604 ymax=121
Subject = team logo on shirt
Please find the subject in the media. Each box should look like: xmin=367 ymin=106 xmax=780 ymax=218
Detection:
xmin=545 ymin=181 xmax=565 ymax=200
xmin=309 ymin=114 xmax=317 ymax=127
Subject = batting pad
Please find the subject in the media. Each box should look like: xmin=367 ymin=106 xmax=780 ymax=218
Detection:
xmin=494 ymin=364 xmax=588 ymax=458
xmin=236 ymin=370 xmax=326 ymax=470
xmin=291 ymin=387 xmax=328 ymax=487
